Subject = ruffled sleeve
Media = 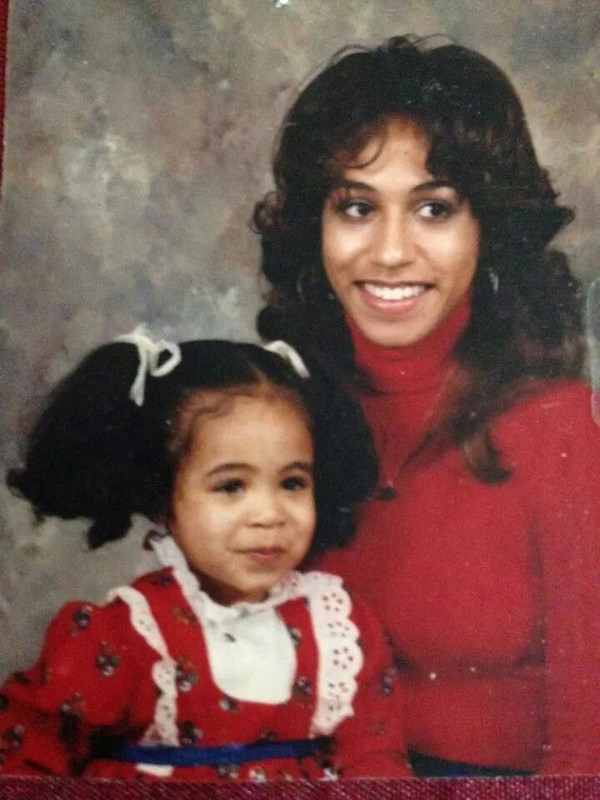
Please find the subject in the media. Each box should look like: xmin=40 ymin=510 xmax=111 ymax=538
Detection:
xmin=0 ymin=598 xmax=155 ymax=775
xmin=329 ymin=592 xmax=412 ymax=778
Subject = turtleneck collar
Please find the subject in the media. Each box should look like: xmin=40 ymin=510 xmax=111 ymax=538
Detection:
xmin=348 ymin=293 xmax=471 ymax=393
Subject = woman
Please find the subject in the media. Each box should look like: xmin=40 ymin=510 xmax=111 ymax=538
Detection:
xmin=253 ymin=36 xmax=600 ymax=776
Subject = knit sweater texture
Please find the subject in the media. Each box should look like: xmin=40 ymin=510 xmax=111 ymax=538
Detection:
xmin=317 ymin=299 xmax=600 ymax=774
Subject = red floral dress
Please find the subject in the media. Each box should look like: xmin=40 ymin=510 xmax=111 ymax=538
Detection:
xmin=0 ymin=535 xmax=410 ymax=781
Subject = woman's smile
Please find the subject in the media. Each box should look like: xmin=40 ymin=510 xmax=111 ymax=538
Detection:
xmin=356 ymin=279 xmax=432 ymax=316
xmin=360 ymin=282 xmax=429 ymax=302
xmin=322 ymin=117 xmax=480 ymax=348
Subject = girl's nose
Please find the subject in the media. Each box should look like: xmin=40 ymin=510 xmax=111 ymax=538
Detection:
xmin=371 ymin=210 xmax=415 ymax=270
xmin=248 ymin=490 xmax=285 ymax=528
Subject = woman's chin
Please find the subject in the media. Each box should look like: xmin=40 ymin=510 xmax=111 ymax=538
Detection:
xmin=345 ymin=288 xmax=468 ymax=349
xmin=349 ymin=313 xmax=437 ymax=349
xmin=342 ymin=288 xmax=440 ymax=348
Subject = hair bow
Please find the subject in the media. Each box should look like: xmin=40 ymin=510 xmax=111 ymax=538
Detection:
xmin=262 ymin=340 xmax=310 ymax=379
xmin=115 ymin=325 xmax=182 ymax=406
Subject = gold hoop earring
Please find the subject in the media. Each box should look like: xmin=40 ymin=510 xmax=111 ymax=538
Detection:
xmin=489 ymin=267 xmax=499 ymax=295
xmin=296 ymin=265 xmax=336 ymax=305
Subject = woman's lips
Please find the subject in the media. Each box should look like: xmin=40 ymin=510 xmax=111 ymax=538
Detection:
xmin=356 ymin=281 xmax=431 ymax=313
xmin=362 ymin=281 xmax=428 ymax=300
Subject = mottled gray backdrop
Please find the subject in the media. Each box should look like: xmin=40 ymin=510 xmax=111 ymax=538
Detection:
xmin=1 ymin=0 xmax=599 ymax=679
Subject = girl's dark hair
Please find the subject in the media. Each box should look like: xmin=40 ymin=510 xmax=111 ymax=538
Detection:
xmin=253 ymin=35 xmax=584 ymax=482
xmin=7 ymin=340 xmax=377 ymax=551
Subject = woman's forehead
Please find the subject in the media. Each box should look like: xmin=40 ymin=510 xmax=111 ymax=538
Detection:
xmin=328 ymin=116 xmax=432 ymax=179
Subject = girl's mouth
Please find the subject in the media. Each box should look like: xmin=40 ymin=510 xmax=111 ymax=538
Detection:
xmin=243 ymin=547 xmax=286 ymax=566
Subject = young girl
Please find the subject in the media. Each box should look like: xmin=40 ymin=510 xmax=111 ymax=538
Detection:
xmin=0 ymin=329 xmax=410 ymax=781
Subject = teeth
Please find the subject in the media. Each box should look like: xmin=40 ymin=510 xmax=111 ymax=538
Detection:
xmin=363 ymin=283 xmax=427 ymax=301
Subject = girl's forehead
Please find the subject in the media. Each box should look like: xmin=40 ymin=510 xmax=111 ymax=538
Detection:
xmin=184 ymin=384 xmax=305 ymax=418
xmin=174 ymin=385 xmax=311 ymax=453
xmin=182 ymin=390 xmax=314 ymax=464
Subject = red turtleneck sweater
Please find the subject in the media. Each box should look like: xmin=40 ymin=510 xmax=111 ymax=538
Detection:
xmin=317 ymin=299 xmax=600 ymax=774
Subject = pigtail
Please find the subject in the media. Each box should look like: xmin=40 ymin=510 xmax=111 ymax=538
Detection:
xmin=7 ymin=343 xmax=170 ymax=547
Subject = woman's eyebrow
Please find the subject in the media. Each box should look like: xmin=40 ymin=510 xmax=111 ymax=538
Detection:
xmin=330 ymin=178 xmax=456 ymax=193
xmin=331 ymin=179 xmax=374 ymax=192
xmin=411 ymin=179 xmax=456 ymax=193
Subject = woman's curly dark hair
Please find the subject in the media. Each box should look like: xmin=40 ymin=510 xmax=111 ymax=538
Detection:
xmin=253 ymin=35 xmax=584 ymax=482
xmin=7 ymin=340 xmax=377 ymax=551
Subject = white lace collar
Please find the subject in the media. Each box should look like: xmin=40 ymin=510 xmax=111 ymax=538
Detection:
xmin=148 ymin=530 xmax=303 ymax=625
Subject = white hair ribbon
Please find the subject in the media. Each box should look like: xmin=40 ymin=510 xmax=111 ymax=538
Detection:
xmin=262 ymin=340 xmax=310 ymax=379
xmin=115 ymin=325 xmax=182 ymax=407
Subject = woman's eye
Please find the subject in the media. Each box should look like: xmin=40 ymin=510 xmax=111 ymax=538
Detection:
xmin=335 ymin=199 xmax=373 ymax=219
xmin=418 ymin=201 xmax=453 ymax=220
xmin=214 ymin=480 xmax=244 ymax=495
xmin=281 ymin=476 xmax=310 ymax=492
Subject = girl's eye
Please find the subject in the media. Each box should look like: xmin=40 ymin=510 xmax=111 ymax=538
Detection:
xmin=418 ymin=201 xmax=453 ymax=220
xmin=214 ymin=479 xmax=244 ymax=495
xmin=281 ymin=476 xmax=310 ymax=492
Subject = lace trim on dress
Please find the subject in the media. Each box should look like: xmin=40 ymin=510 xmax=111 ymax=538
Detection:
xmin=105 ymin=585 xmax=177 ymax=777
xmin=149 ymin=534 xmax=363 ymax=737
xmin=301 ymin=572 xmax=364 ymax=737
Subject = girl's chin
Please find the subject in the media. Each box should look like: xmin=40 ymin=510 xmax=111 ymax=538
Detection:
xmin=201 ymin=579 xmax=273 ymax=606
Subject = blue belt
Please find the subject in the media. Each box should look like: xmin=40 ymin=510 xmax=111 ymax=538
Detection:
xmin=96 ymin=737 xmax=332 ymax=767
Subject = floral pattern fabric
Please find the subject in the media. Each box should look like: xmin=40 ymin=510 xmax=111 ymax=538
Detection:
xmin=0 ymin=564 xmax=410 ymax=781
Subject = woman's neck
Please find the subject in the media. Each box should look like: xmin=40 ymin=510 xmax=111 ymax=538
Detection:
xmin=348 ymin=294 xmax=471 ymax=393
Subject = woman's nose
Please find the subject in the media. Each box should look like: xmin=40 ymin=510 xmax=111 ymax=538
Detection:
xmin=371 ymin=211 xmax=415 ymax=270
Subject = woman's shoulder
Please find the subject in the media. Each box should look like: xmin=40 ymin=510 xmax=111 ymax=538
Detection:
xmin=514 ymin=377 xmax=591 ymax=408
xmin=496 ymin=379 xmax=597 ymax=438
xmin=493 ymin=379 xmax=600 ymax=485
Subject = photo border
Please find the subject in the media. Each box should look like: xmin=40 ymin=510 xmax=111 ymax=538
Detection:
xmin=0 ymin=3 xmax=597 ymax=797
